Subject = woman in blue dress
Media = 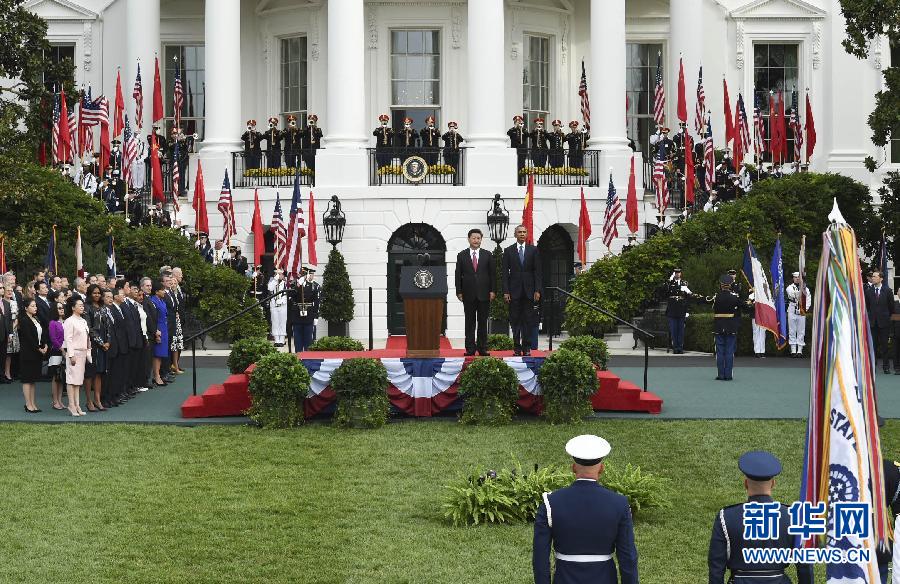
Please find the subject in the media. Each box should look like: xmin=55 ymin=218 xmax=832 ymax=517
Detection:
xmin=149 ymin=279 xmax=169 ymax=386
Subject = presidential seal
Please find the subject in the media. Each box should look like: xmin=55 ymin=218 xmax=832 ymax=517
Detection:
xmin=402 ymin=156 xmax=429 ymax=183
xmin=414 ymin=269 xmax=434 ymax=289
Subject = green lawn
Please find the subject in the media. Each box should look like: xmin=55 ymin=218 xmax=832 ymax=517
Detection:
xmin=2 ymin=419 xmax=897 ymax=583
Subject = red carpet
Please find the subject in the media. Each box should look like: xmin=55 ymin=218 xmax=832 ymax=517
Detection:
xmin=384 ymin=335 xmax=454 ymax=351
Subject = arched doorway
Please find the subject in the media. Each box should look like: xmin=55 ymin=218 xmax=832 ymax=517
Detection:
xmin=537 ymin=224 xmax=574 ymax=334
xmin=387 ymin=223 xmax=447 ymax=335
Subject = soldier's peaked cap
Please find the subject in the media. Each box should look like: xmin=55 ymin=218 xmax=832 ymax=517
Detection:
xmin=738 ymin=451 xmax=782 ymax=481
xmin=720 ymin=274 xmax=735 ymax=285
xmin=565 ymin=435 xmax=610 ymax=466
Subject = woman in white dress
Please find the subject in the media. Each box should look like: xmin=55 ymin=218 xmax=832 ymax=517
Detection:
xmin=63 ymin=298 xmax=92 ymax=417
xmin=267 ymin=268 xmax=288 ymax=346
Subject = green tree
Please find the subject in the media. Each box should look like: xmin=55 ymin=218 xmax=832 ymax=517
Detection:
xmin=877 ymin=171 xmax=900 ymax=268
xmin=320 ymin=248 xmax=355 ymax=323
xmin=489 ymin=245 xmax=508 ymax=321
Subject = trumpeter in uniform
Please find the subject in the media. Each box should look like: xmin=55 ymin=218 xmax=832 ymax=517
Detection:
xmin=530 ymin=118 xmax=549 ymax=168
xmin=301 ymin=114 xmax=323 ymax=172
xmin=420 ymin=115 xmax=441 ymax=165
xmin=373 ymin=114 xmax=394 ymax=168
xmin=708 ymin=451 xmax=813 ymax=584
xmin=283 ymin=114 xmax=302 ymax=169
xmin=665 ymin=268 xmax=693 ymax=354
xmin=397 ymin=117 xmax=418 ymax=150
xmin=533 ymin=434 xmax=639 ymax=584
xmin=712 ymin=274 xmax=742 ymax=380
xmin=507 ymin=115 xmax=528 ymax=171
xmin=262 ymin=117 xmax=283 ymax=169
xmin=785 ymin=271 xmax=811 ymax=357
xmin=548 ymin=119 xmax=566 ymax=168
xmin=566 ymin=120 xmax=589 ymax=169
xmin=241 ymin=119 xmax=263 ymax=170
xmin=442 ymin=121 xmax=464 ymax=169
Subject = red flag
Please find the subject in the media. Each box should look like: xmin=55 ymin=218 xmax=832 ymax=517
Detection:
xmin=685 ymin=134 xmax=695 ymax=205
xmin=152 ymin=56 xmax=164 ymax=124
xmin=577 ymin=188 xmax=592 ymax=265
xmin=768 ymin=94 xmax=779 ymax=163
xmin=99 ymin=118 xmax=110 ymax=179
xmin=0 ymin=236 xmax=6 ymax=274
xmin=723 ymin=77 xmax=734 ymax=147
xmin=251 ymin=189 xmax=265 ymax=266
xmin=733 ymin=97 xmax=743 ymax=165
xmin=677 ymin=57 xmax=687 ymax=123
xmin=625 ymin=156 xmax=638 ymax=234
xmin=805 ymin=94 xmax=816 ymax=162
xmin=192 ymin=160 xmax=209 ymax=234
xmin=58 ymin=88 xmax=71 ymax=163
xmin=114 ymin=70 xmax=125 ymax=138
xmin=150 ymin=132 xmax=164 ymax=202
xmin=308 ymin=190 xmax=318 ymax=267
xmin=777 ymin=92 xmax=788 ymax=163
xmin=522 ymin=174 xmax=534 ymax=245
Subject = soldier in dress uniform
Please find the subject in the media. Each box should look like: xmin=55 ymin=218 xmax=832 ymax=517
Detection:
xmin=548 ymin=120 xmax=566 ymax=168
xmin=261 ymin=117 xmax=283 ymax=169
xmin=442 ymin=121 xmax=464 ymax=169
xmin=283 ymin=114 xmax=302 ymax=169
xmin=288 ymin=266 xmax=321 ymax=352
xmin=711 ymin=274 xmax=743 ymax=380
xmin=877 ymin=458 xmax=900 ymax=582
xmin=420 ymin=115 xmax=441 ymax=166
xmin=227 ymin=246 xmax=249 ymax=276
xmin=102 ymin=177 xmax=121 ymax=214
xmin=374 ymin=114 xmax=394 ymax=168
xmin=241 ymin=119 xmax=263 ymax=170
xmin=672 ymin=122 xmax=689 ymax=172
xmin=109 ymin=139 xmax=123 ymax=182
xmin=397 ymin=117 xmax=418 ymax=150
xmin=507 ymin=115 xmax=528 ymax=171
xmin=147 ymin=125 xmax=168 ymax=160
xmin=708 ymin=451 xmax=813 ymax=584
xmin=566 ymin=121 xmax=589 ymax=169
xmin=665 ymin=268 xmax=694 ymax=354
xmin=530 ymin=118 xmax=549 ymax=168
xmin=80 ymin=158 xmax=98 ymax=197
xmin=300 ymin=114 xmax=323 ymax=172
xmin=650 ymin=127 xmax=675 ymax=162
xmin=195 ymin=232 xmax=214 ymax=264
xmin=168 ymin=129 xmax=189 ymax=195
xmin=267 ymin=267 xmax=288 ymax=346
xmin=785 ymin=272 xmax=811 ymax=358
xmin=533 ymin=434 xmax=638 ymax=584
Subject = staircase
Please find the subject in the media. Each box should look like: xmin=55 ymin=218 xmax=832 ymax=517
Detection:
xmin=182 ymin=372 xmax=251 ymax=418
xmin=591 ymin=370 xmax=663 ymax=414
xmin=601 ymin=325 xmax=636 ymax=350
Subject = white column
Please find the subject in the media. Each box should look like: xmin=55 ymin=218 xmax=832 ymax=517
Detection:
xmin=316 ymin=0 xmax=368 ymax=186
xmin=125 ymin=0 xmax=159 ymax=134
xmin=588 ymin=0 xmax=631 ymax=182
xmin=465 ymin=0 xmax=515 ymax=186
xmin=669 ymin=0 xmax=703 ymax=133
xmin=201 ymin=0 xmax=242 ymax=153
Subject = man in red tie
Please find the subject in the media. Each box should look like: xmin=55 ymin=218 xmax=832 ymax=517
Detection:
xmin=455 ymin=228 xmax=495 ymax=356
xmin=865 ymin=270 xmax=895 ymax=373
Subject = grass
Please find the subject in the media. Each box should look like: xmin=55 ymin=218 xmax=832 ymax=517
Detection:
xmin=1 ymin=419 xmax=897 ymax=583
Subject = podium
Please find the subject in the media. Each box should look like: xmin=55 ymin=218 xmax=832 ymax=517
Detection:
xmin=399 ymin=265 xmax=447 ymax=357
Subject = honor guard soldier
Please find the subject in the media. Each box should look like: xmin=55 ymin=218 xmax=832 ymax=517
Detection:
xmin=288 ymin=266 xmax=321 ymax=352
xmin=712 ymin=274 xmax=742 ymax=380
xmin=262 ymin=117 xmax=283 ymax=169
xmin=530 ymin=118 xmax=549 ymax=168
xmin=442 ymin=121 xmax=464 ymax=169
xmin=785 ymin=272 xmax=811 ymax=357
xmin=109 ymin=139 xmax=123 ymax=181
xmin=708 ymin=451 xmax=813 ymax=584
xmin=566 ymin=121 xmax=589 ymax=169
xmin=672 ymin=122 xmax=689 ymax=172
xmin=373 ymin=114 xmax=394 ymax=168
xmin=420 ymin=115 xmax=441 ymax=165
xmin=665 ymin=268 xmax=694 ymax=354
xmin=533 ymin=435 xmax=638 ymax=584
xmin=877 ymin=458 xmax=900 ymax=582
xmin=283 ymin=114 xmax=302 ymax=169
xmin=548 ymin=120 xmax=566 ymax=168
xmin=195 ymin=232 xmax=214 ymax=264
xmin=650 ymin=126 xmax=675 ymax=162
xmin=300 ymin=114 xmax=323 ymax=172
xmin=80 ymin=158 xmax=98 ymax=197
xmin=398 ymin=117 xmax=418 ymax=149
xmin=147 ymin=125 xmax=168 ymax=160
xmin=168 ymin=128 xmax=189 ymax=195
xmin=241 ymin=119 xmax=263 ymax=170
xmin=508 ymin=115 xmax=528 ymax=171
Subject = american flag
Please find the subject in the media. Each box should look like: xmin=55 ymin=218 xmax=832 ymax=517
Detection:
xmin=133 ymin=62 xmax=144 ymax=130
xmin=579 ymin=60 xmax=591 ymax=128
xmin=173 ymin=63 xmax=184 ymax=131
xmin=122 ymin=115 xmax=136 ymax=183
xmin=653 ymin=53 xmax=665 ymax=126
xmin=737 ymin=93 xmax=751 ymax=158
xmin=67 ymin=109 xmax=77 ymax=162
xmin=653 ymin=157 xmax=668 ymax=211
xmin=218 ymin=170 xmax=236 ymax=244
xmin=172 ymin=141 xmax=182 ymax=204
xmin=285 ymin=173 xmax=306 ymax=279
xmin=80 ymin=92 xmax=109 ymax=126
xmin=753 ymin=94 xmax=766 ymax=159
xmin=694 ymin=66 xmax=706 ymax=136
xmin=602 ymin=173 xmax=623 ymax=249
xmin=790 ymin=91 xmax=803 ymax=163
xmin=51 ymin=93 xmax=61 ymax=164
xmin=704 ymin=116 xmax=715 ymax=192
xmin=272 ymin=192 xmax=287 ymax=269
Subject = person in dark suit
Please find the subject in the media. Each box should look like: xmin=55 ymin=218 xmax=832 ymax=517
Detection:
xmin=141 ymin=278 xmax=160 ymax=387
xmin=122 ymin=282 xmax=146 ymax=394
xmin=865 ymin=270 xmax=895 ymax=373
xmin=455 ymin=229 xmax=495 ymax=356
xmin=34 ymin=281 xmax=52 ymax=329
xmin=502 ymin=225 xmax=542 ymax=355
xmin=712 ymin=274 xmax=743 ymax=381
xmin=18 ymin=299 xmax=48 ymax=412
xmin=533 ymin=434 xmax=638 ymax=584
xmin=0 ymin=283 xmax=11 ymax=382
xmin=877 ymin=457 xmax=900 ymax=582
xmin=106 ymin=284 xmax=130 ymax=407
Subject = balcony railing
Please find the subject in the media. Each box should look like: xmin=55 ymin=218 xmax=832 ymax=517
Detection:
xmin=367 ymin=147 xmax=466 ymax=186
xmin=517 ymin=149 xmax=600 ymax=187
xmin=644 ymin=157 xmax=687 ymax=213
xmin=232 ymin=150 xmax=317 ymax=188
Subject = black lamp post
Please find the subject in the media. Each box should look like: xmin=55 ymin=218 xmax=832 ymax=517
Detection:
xmin=323 ymin=195 xmax=346 ymax=249
xmin=486 ymin=193 xmax=509 ymax=247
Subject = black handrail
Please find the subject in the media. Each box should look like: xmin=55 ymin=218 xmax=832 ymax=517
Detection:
xmin=548 ymin=286 xmax=654 ymax=392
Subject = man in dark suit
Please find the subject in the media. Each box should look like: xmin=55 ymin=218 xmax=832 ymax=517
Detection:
xmin=122 ymin=282 xmax=146 ymax=395
xmin=502 ymin=224 xmax=542 ymax=355
xmin=455 ymin=228 xmax=495 ymax=356
xmin=141 ymin=278 xmax=160 ymax=387
xmin=865 ymin=270 xmax=895 ymax=373
xmin=0 ymin=283 xmax=11 ymax=383
xmin=106 ymin=284 xmax=131 ymax=406
xmin=34 ymin=281 xmax=52 ymax=328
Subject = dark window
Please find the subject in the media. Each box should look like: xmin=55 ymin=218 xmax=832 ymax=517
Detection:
xmin=281 ymin=36 xmax=308 ymax=126
xmin=164 ymin=45 xmax=205 ymax=140
xmin=627 ymin=42 xmax=663 ymax=157
xmin=753 ymin=43 xmax=800 ymax=162
xmin=523 ymin=34 xmax=551 ymax=127
xmin=391 ymin=30 xmax=440 ymax=128
xmin=43 ymin=44 xmax=75 ymax=92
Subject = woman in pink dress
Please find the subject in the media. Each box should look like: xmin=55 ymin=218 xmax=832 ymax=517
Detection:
xmin=63 ymin=298 xmax=92 ymax=417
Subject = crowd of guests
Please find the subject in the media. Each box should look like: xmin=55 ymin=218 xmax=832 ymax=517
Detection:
xmin=0 ymin=267 xmax=187 ymax=416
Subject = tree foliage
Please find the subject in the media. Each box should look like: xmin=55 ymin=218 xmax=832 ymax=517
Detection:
xmin=320 ymin=248 xmax=355 ymax=323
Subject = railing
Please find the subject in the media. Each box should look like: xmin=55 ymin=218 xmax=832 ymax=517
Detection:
xmin=642 ymin=157 xmax=653 ymax=191
xmin=547 ymin=286 xmax=654 ymax=392
xmin=232 ymin=150 xmax=318 ymax=188
xmin=517 ymin=149 xmax=600 ymax=187
xmin=367 ymin=147 xmax=466 ymax=186
xmin=644 ymin=157 xmax=688 ymax=212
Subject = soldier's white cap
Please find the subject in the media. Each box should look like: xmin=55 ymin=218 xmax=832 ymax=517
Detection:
xmin=565 ymin=435 xmax=610 ymax=466
xmin=791 ymin=272 xmax=800 ymax=277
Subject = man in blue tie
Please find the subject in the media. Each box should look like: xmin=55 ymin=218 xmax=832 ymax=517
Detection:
xmin=502 ymin=225 xmax=542 ymax=355
xmin=865 ymin=270 xmax=895 ymax=373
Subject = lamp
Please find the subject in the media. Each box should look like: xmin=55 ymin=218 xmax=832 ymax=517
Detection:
xmin=323 ymin=194 xmax=346 ymax=249
xmin=486 ymin=193 xmax=509 ymax=246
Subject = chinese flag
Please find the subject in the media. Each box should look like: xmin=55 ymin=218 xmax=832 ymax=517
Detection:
xmin=805 ymin=94 xmax=816 ymax=162
xmin=768 ymin=94 xmax=779 ymax=163
xmin=192 ymin=160 xmax=209 ymax=234
xmin=723 ymin=78 xmax=734 ymax=147
xmin=777 ymin=92 xmax=788 ymax=163
xmin=152 ymin=56 xmax=164 ymax=124
xmin=676 ymin=57 xmax=687 ymax=124
xmin=114 ymin=70 xmax=125 ymax=138
xmin=522 ymin=174 xmax=534 ymax=245
xmin=58 ymin=88 xmax=71 ymax=163
xmin=99 ymin=119 xmax=110 ymax=179
xmin=150 ymin=132 xmax=164 ymax=202
xmin=625 ymin=157 xmax=639 ymax=234
xmin=251 ymin=189 xmax=265 ymax=266
xmin=685 ymin=134 xmax=695 ymax=205
xmin=577 ymin=187 xmax=592 ymax=265
xmin=308 ymin=190 xmax=318 ymax=266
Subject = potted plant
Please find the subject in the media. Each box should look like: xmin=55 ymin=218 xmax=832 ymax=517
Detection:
xmin=331 ymin=358 xmax=389 ymax=429
xmin=489 ymin=246 xmax=509 ymax=334
xmin=538 ymin=348 xmax=597 ymax=424
xmin=227 ymin=336 xmax=277 ymax=374
xmin=247 ymin=352 xmax=312 ymax=428
xmin=558 ymin=335 xmax=611 ymax=370
xmin=458 ymin=357 xmax=520 ymax=425
xmin=320 ymin=248 xmax=355 ymax=337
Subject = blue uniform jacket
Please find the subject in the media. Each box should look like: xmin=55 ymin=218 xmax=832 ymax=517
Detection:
xmin=533 ymin=479 xmax=638 ymax=584
xmin=708 ymin=494 xmax=813 ymax=584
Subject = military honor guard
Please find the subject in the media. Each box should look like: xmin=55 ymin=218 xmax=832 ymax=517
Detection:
xmin=442 ymin=121 xmax=464 ymax=169
xmin=455 ymin=228 xmax=495 ymax=356
xmin=865 ymin=270 xmax=895 ymax=373
xmin=241 ymin=119 xmax=263 ymax=170
xmin=300 ymin=114 xmax=323 ymax=172
xmin=672 ymin=122 xmax=689 ymax=172
xmin=397 ymin=117 xmax=418 ymax=150
xmin=747 ymin=291 xmax=767 ymax=358
xmin=878 ymin=458 xmax=900 ymax=581
xmin=195 ymin=232 xmax=213 ymax=264
xmin=288 ymin=267 xmax=320 ymax=352
xmin=262 ymin=117 xmax=283 ymax=169
xmin=267 ymin=268 xmax=288 ymax=346
xmin=712 ymin=274 xmax=742 ymax=380
xmin=283 ymin=114 xmax=302 ymax=169
xmin=533 ymin=435 xmax=639 ymax=584
xmin=502 ymin=225 xmax=542 ymax=355
xmin=129 ymin=134 xmax=146 ymax=191
xmin=530 ymin=118 xmax=549 ymax=168
xmin=547 ymin=119 xmax=566 ymax=168
xmin=785 ymin=272 xmax=811 ymax=357
xmin=168 ymin=129 xmax=189 ymax=194
xmin=373 ymin=114 xmax=394 ymax=168
xmin=420 ymin=116 xmax=441 ymax=165
xmin=109 ymin=139 xmax=123 ymax=181
xmin=507 ymin=115 xmax=528 ymax=171
xmin=79 ymin=158 xmax=98 ymax=197
xmin=708 ymin=451 xmax=813 ymax=584
xmin=665 ymin=268 xmax=693 ymax=354
xmin=565 ymin=121 xmax=589 ymax=169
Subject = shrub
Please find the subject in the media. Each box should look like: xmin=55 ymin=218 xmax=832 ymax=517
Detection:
xmin=458 ymin=358 xmax=520 ymax=425
xmin=559 ymin=335 xmax=610 ymax=370
xmin=247 ymin=353 xmax=311 ymax=429
xmin=331 ymin=358 xmax=389 ymax=429
xmin=320 ymin=249 xmax=355 ymax=323
xmin=489 ymin=246 xmax=509 ymax=321
xmin=683 ymin=313 xmax=812 ymax=356
xmin=308 ymin=336 xmax=365 ymax=352
xmin=602 ymin=462 xmax=673 ymax=515
xmin=487 ymin=334 xmax=514 ymax=351
xmin=538 ymin=348 xmax=597 ymax=424
xmin=227 ymin=337 xmax=276 ymax=374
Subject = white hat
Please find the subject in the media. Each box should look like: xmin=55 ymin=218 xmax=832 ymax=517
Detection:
xmin=791 ymin=272 xmax=800 ymax=277
xmin=565 ymin=435 xmax=611 ymax=466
